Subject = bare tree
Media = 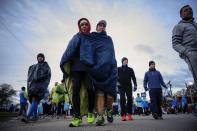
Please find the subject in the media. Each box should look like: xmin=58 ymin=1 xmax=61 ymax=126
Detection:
xmin=0 ymin=84 xmax=16 ymax=106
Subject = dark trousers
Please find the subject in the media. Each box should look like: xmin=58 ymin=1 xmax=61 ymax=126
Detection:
xmin=71 ymin=71 xmax=95 ymax=117
xmin=19 ymin=103 xmax=27 ymax=116
xmin=136 ymin=107 xmax=143 ymax=115
xmin=182 ymin=104 xmax=188 ymax=113
xmin=45 ymin=104 xmax=52 ymax=115
xmin=57 ymin=101 xmax=64 ymax=115
xmin=143 ymin=107 xmax=149 ymax=115
xmin=149 ymin=88 xmax=162 ymax=117
xmin=118 ymin=85 xmax=133 ymax=116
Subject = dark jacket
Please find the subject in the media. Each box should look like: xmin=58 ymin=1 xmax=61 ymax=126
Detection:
xmin=27 ymin=62 xmax=51 ymax=100
xmin=60 ymin=33 xmax=86 ymax=73
xmin=143 ymin=69 xmax=167 ymax=90
xmin=80 ymin=31 xmax=118 ymax=99
xmin=118 ymin=65 xmax=137 ymax=87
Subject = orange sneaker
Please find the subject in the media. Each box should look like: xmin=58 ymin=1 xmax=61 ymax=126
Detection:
xmin=121 ymin=115 xmax=127 ymax=121
xmin=127 ymin=113 xmax=133 ymax=120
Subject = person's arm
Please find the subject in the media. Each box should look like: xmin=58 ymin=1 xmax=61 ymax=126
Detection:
xmin=130 ymin=68 xmax=137 ymax=91
xmin=27 ymin=65 xmax=35 ymax=88
xmin=172 ymin=24 xmax=187 ymax=56
xmin=158 ymin=71 xmax=167 ymax=88
xmin=60 ymin=34 xmax=81 ymax=74
xmin=143 ymin=72 xmax=148 ymax=91
xmin=24 ymin=91 xmax=28 ymax=100
xmin=110 ymin=37 xmax=118 ymax=89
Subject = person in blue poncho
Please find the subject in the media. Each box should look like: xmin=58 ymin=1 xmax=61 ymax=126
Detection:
xmin=80 ymin=20 xmax=117 ymax=99
xmin=93 ymin=20 xmax=117 ymax=126
xmin=60 ymin=18 xmax=95 ymax=127
xmin=79 ymin=20 xmax=117 ymax=126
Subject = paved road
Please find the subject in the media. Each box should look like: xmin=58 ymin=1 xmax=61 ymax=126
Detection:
xmin=0 ymin=114 xmax=197 ymax=131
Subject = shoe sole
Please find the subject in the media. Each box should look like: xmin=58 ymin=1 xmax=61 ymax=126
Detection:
xmin=96 ymin=123 xmax=105 ymax=126
xmin=128 ymin=119 xmax=133 ymax=120
xmin=21 ymin=119 xmax=29 ymax=123
xmin=107 ymin=117 xmax=113 ymax=123
xmin=69 ymin=123 xmax=79 ymax=127
xmin=153 ymin=113 xmax=158 ymax=119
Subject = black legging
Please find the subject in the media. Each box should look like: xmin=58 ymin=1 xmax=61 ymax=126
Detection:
xmin=118 ymin=85 xmax=133 ymax=116
xmin=71 ymin=71 xmax=95 ymax=117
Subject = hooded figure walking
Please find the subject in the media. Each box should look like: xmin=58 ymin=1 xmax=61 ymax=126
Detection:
xmin=60 ymin=18 xmax=95 ymax=127
xmin=22 ymin=53 xmax=51 ymax=122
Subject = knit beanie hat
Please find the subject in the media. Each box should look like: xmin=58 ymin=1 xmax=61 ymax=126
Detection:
xmin=96 ymin=20 xmax=107 ymax=27
xmin=121 ymin=57 xmax=128 ymax=63
xmin=149 ymin=60 xmax=155 ymax=66
xmin=37 ymin=53 xmax=45 ymax=61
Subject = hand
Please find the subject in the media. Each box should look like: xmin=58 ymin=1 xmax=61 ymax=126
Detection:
xmin=134 ymin=86 xmax=137 ymax=92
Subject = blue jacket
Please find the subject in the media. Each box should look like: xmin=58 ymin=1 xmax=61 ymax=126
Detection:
xmin=143 ymin=69 xmax=167 ymax=90
xmin=80 ymin=32 xmax=117 ymax=99
xmin=60 ymin=33 xmax=86 ymax=72
xmin=19 ymin=91 xmax=27 ymax=104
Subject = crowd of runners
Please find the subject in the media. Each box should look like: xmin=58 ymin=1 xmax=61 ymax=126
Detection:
xmin=17 ymin=5 xmax=197 ymax=127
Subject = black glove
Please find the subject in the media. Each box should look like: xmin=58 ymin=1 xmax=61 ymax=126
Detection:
xmin=134 ymin=86 xmax=137 ymax=92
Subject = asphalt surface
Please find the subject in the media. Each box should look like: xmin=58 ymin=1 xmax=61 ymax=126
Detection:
xmin=0 ymin=114 xmax=197 ymax=131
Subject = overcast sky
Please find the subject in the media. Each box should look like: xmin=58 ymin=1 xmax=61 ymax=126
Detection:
xmin=0 ymin=0 xmax=197 ymax=96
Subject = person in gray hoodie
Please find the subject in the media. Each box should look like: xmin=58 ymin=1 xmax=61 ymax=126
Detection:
xmin=172 ymin=5 xmax=197 ymax=90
